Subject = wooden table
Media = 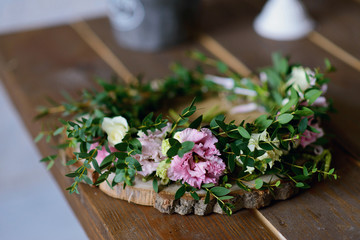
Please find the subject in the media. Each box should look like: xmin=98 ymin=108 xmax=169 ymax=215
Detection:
xmin=1 ymin=0 xmax=360 ymax=239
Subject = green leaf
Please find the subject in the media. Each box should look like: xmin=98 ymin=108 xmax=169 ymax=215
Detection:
xmin=181 ymin=105 xmax=196 ymax=118
xmin=278 ymin=113 xmax=293 ymax=124
xmin=238 ymin=126 xmax=250 ymax=139
xmin=324 ymin=58 xmax=336 ymax=72
xmin=190 ymin=192 xmax=200 ymax=201
xmin=114 ymin=152 xmax=128 ymax=161
xmin=129 ymin=138 xmax=142 ymax=151
xmin=92 ymin=159 xmax=101 ymax=173
xmin=296 ymin=182 xmax=305 ymax=188
xmin=204 ymin=191 xmax=210 ymax=204
xmin=178 ymin=141 xmax=195 ymax=157
xmin=115 ymin=142 xmax=128 ymax=151
xmin=202 ymin=183 xmax=215 ymax=188
xmin=228 ymin=155 xmax=235 ymax=172
xmin=210 ymin=186 xmax=231 ymax=197
xmin=259 ymin=142 xmax=273 ymax=151
xmin=264 ymin=68 xmax=282 ymax=88
xmin=80 ymin=142 xmax=88 ymax=153
xmin=305 ymin=89 xmax=322 ymax=105
xmin=287 ymin=125 xmax=295 ymax=135
xmin=126 ymin=157 xmax=142 ymax=171
xmin=298 ymin=117 xmax=308 ymax=133
xmin=167 ymin=145 xmax=180 ymax=158
xmin=175 ymin=185 xmax=186 ymax=200
xmin=66 ymin=159 xmax=77 ymax=166
xmin=189 ymin=115 xmax=203 ymax=129
xmin=169 ymin=138 xmax=181 ymax=147
xmin=255 ymin=178 xmax=263 ymax=189
xmin=210 ymin=114 xmax=225 ymax=129
xmin=236 ymin=181 xmax=251 ymax=192
xmin=34 ymin=132 xmax=44 ymax=143
xmin=275 ymin=180 xmax=281 ymax=187
xmin=40 ymin=154 xmax=57 ymax=162
xmin=216 ymin=120 xmax=228 ymax=132
xmin=178 ymin=117 xmax=189 ymax=126
xmin=47 ymin=160 xmax=55 ymax=170
xmin=188 ymin=97 xmax=197 ymax=109
xmin=65 ymin=172 xmax=78 ymax=178
xmin=309 ymin=126 xmax=320 ymax=133
xmin=255 ymin=115 xmax=273 ymax=131
xmin=294 ymin=107 xmax=314 ymax=116
xmin=58 ymin=118 xmax=68 ymax=125
xmin=100 ymin=154 xmax=115 ymax=169
xmin=53 ymin=126 xmax=65 ymax=136
xmin=82 ymin=175 xmax=93 ymax=185
xmin=219 ymin=196 xmax=234 ymax=200
xmin=303 ymin=166 xmax=309 ymax=176
xmin=272 ymin=52 xmax=288 ymax=74
xmin=114 ymin=171 xmax=125 ymax=183
xmin=191 ymin=51 xmax=207 ymax=61
xmin=216 ymin=61 xmax=228 ymax=73
xmin=153 ymin=178 xmax=159 ymax=193
xmin=280 ymin=88 xmax=298 ymax=114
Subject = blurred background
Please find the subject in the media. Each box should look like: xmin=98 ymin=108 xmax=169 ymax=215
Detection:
xmin=0 ymin=1 xmax=108 ymax=239
xmin=1 ymin=0 xmax=359 ymax=239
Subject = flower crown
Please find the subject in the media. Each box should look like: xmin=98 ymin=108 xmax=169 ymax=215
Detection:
xmin=37 ymin=52 xmax=337 ymax=215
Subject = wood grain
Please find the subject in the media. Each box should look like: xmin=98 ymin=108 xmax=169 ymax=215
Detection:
xmin=202 ymin=0 xmax=360 ymax=159
xmin=1 ymin=0 xmax=359 ymax=238
xmin=199 ymin=0 xmax=360 ymax=239
xmin=304 ymin=0 xmax=360 ymax=60
xmin=0 ymin=23 xmax=278 ymax=239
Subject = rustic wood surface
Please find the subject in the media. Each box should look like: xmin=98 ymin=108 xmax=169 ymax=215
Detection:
xmin=1 ymin=0 xmax=360 ymax=239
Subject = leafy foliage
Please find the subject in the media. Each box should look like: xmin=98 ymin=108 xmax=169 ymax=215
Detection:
xmin=36 ymin=52 xmax=337 ymax=216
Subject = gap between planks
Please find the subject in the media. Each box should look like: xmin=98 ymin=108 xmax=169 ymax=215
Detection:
xmin=70 ymin=19 xmax=285 ymax=240
xmin=308 ymin=31 xmax=360 ymax=72
xmin=70 ymin=21 xmax=135 ymax=83
xmin=241 ymin=0 xmax=360 ymax=73
xmin=199 ymin=34 xmax=286 ymax=240
xmin=251 ymin=209 xmax=287 ymax=240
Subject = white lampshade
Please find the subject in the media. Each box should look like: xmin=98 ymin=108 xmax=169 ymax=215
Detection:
xmin=254 ymin=0 xmax=314 ymax=41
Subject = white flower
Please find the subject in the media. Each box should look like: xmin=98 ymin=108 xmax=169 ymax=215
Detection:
xmin=173 ymin=131 xmax=182 ymax=142
xmin=287 ymin=67 xmax=316 ymax=94
xmin=102 ymin=116 xmax=129 ymax=147
xmin=247 ymin=130 xmax=283 ymax=172
xmin=245 ymin=166 xmax=255 ymax=174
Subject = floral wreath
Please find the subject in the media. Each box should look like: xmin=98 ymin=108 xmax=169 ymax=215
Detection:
xmin=37 ymin=52 xmax=337 ymax=215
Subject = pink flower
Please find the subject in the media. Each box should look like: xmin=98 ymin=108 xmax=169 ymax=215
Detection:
xmin=168 ymin=128 xmax=226 ymax=189
xmin=89 ymin=142 xmax=117 ymax=165
xmin=312 ymin=96 xmax=328 ymax=107
xmin=300 ymin=118 xmax=324 ymax=148
xmin=134 ymin=124 xmax=171 ymax=176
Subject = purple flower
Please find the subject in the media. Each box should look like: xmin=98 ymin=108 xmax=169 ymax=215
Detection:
xmin=300 ymin=118 xmax=324 ymax=148
xmin=134 ymin=124 xmax=171 ymax=176
xmin=168 ymin=128 xmax=226 ymax=189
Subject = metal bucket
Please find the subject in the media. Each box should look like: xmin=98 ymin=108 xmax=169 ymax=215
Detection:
xmin=107 ymin=0 xmax=200 ymax=51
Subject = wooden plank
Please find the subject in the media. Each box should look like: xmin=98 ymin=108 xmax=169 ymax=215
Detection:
xmin=200 ymin=0 xmax=360 ymax=238
xmin=304 ymin=0 xmax=360 ymax=60
xmin=0 ymin=25 xmax=115 ymax=240
xmin=260 ymin=144 xmax=360 ymax=239
xmin=80 ymin=18 xmax=281 ymax=239
xmin=0 ymin=24 xmax=279 ymax=239
xmin=201 ymin=0 xmax=360 ymax=158
xmin=84 ymin=18 xmax=204 ymax=80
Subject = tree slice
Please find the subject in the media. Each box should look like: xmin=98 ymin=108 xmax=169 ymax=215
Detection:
xmin=60 ymin=149 xmax=299 ymax=216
